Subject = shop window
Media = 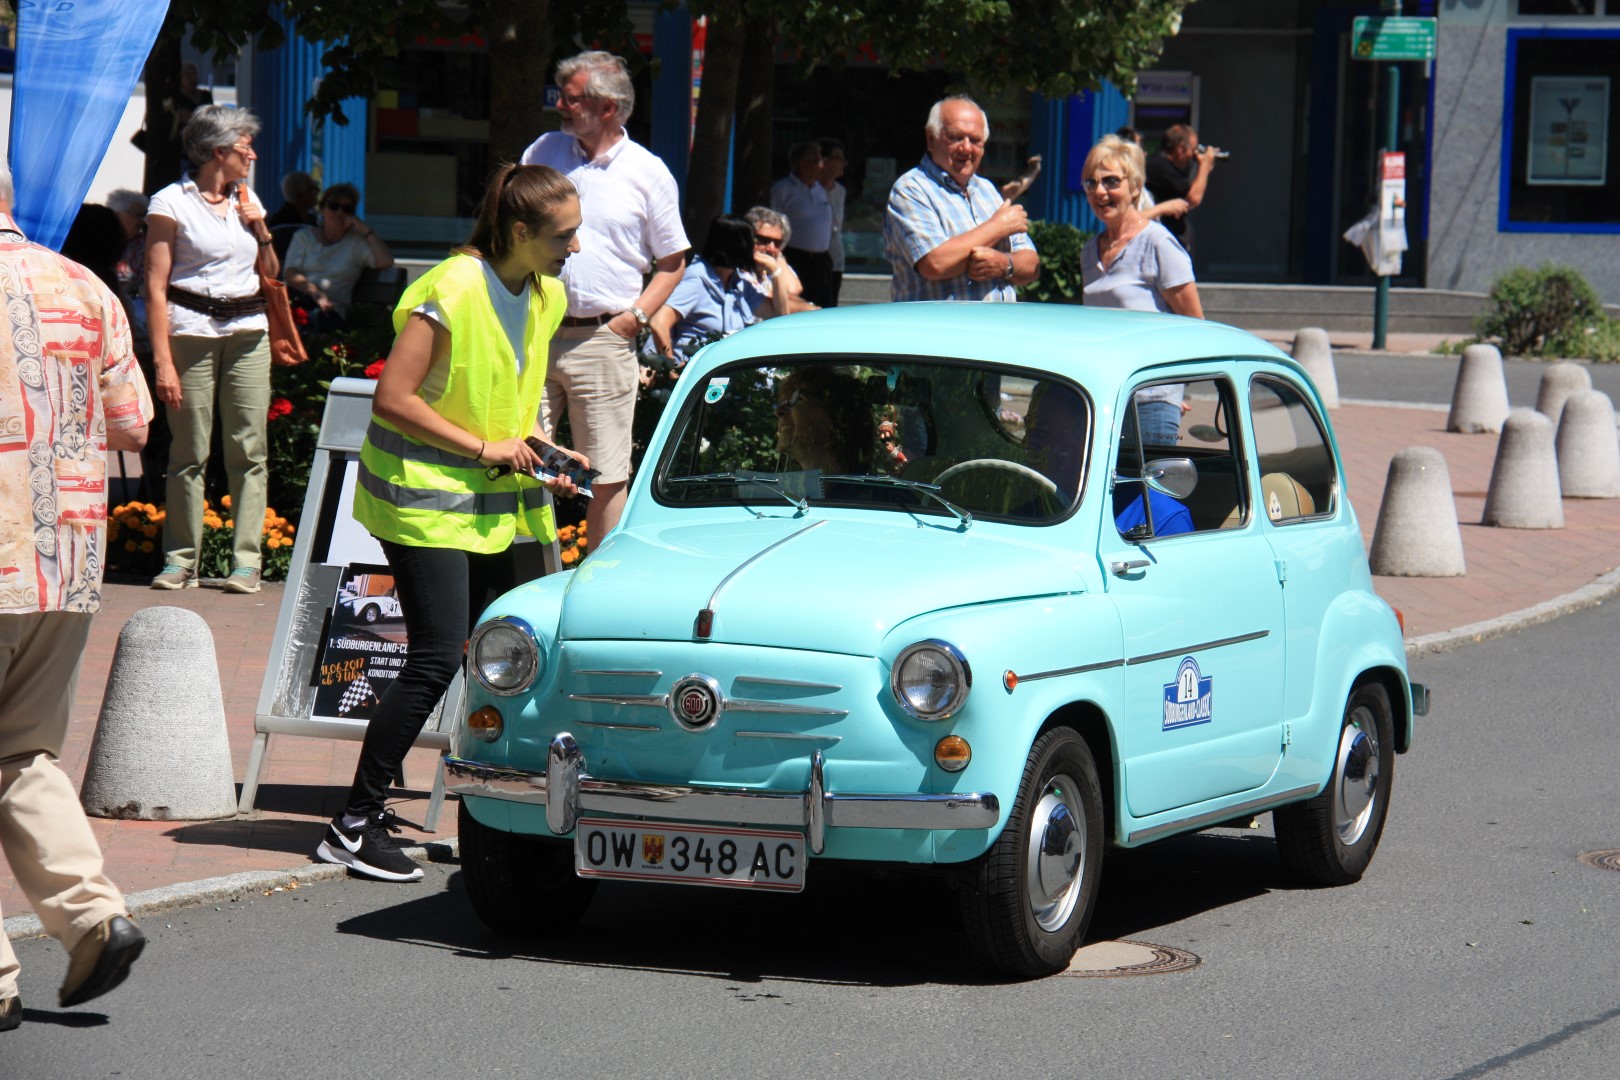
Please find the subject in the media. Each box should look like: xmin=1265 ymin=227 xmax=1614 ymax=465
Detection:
xmin=1500 ymin=29 xmax=1620 ymax=233
xmin=1515 ymin=1 xmax=1607 ymax=14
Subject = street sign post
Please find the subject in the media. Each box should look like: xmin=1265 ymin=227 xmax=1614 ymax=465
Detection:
xmin=1351 ymin=16 xmax=1437 ymax=62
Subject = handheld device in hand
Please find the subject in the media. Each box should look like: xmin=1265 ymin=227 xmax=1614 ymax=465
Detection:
xmin=486 ymin=437 xmax=602 ymax=498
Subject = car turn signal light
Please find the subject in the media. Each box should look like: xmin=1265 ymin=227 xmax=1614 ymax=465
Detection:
xmin=467 ymin=705 xmax=503 ymax=742
xmin=934 ymin=735 xmax=972 ymax=772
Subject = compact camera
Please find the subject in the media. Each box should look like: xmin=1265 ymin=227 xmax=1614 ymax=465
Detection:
xmin=1197 ymin=144 xmax=1232 ymax=159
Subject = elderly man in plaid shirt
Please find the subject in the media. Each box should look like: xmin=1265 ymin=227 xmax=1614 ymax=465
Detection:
xmin=883 ymin=96 xmax=1040 ymax=302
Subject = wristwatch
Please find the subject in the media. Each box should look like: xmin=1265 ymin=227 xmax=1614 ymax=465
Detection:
xmin=1002 ymin=254 xmax=1016 ymax=280
xmin=630 ymin=305 xmax=650 ymax=329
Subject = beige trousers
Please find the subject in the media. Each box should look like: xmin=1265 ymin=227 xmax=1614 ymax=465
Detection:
xmin=0 ymin=611 xmax=125 ymax=1000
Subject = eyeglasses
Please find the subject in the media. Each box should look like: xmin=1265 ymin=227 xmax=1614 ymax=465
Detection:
xmin=1082 ymin=175 xmax=1126 ymax=193
xmin=229 ymin=142 xmax=255 ymax=157
xmin=754 ymin=233 xmax=784 ymax=248
xmin=774 ymin=390 xmax=804 ymax=416
xmin=324 ymin=202 xmax=356 ymax=214
xmin=558 ymin=93 xmax=596 ymax=108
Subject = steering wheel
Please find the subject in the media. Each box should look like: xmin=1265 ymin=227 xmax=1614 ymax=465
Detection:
xmin=934 ymin=459 xmax=1063 ymax=516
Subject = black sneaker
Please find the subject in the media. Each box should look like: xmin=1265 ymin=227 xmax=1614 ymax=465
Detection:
xmin=315 ymin=809 xmax=425 ymax=882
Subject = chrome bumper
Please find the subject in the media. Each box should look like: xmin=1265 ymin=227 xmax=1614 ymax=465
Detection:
xmin=444 ymin=733 xmax=1001 ymax=855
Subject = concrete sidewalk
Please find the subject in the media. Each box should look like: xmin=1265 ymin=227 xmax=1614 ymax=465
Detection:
xmin=5 ymin=383 xmax=1620 ymax=925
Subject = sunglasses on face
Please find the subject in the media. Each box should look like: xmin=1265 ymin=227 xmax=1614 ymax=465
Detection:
xmin=774 ymin=390 xmax=805 ymax=416
xmin=1082 ymin=175 xmax=1126 ymax=193
xmin=754 ymin=233 xmax=783 ymax=247
xmin=325 ymin=202 xmax=356 ymax=214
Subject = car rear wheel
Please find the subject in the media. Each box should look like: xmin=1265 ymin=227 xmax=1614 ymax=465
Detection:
xmin=1275 ymin=683 xmax=1395 ymax=886
xmin=959 ymin=727 xmax=1103 ymax=977
xmin=361 ymin=604 xmax=381 ymax=624
xmin=459 ymin=800 xmax=596 ymax=935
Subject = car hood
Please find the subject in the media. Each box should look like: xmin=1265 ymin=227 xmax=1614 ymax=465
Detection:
xmin=556 ymin=516 xmax=1087 ymax=655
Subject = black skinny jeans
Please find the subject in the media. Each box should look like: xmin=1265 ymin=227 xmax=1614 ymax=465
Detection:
xmin=344 ymin=538 xmax=523 ymax=818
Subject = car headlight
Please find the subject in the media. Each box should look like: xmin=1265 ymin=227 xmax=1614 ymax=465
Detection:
xmin=469 ymin=616 xmax=542 ymax=696
xmin=891 ymin=640 xmax=971 ymax=721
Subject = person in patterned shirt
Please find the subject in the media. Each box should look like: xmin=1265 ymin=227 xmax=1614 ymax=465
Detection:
xmin=0 ymin=160 xmax=153 ymax=1031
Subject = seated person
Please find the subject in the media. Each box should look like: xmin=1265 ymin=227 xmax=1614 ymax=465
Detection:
xmin=649 ymin=215 xmax=786 ymax=366
xmin=775 ymin=367 xmax=870 ymax=474
xmin=743 ymin=206 xmax=817 ymax=315
xmin=283 ymin=182 xmax=394 ymax=329
xmin=1023 ymin=380 xmax=1087 ymax=504
xmin=1114 ymin=485 xmax=1194 ymax=538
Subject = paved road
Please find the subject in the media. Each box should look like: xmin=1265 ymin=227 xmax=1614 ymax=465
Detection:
xmin=1334 ymin=351 xmax=1620 ymax=408
xmin=5 ymin=605 xmax=1619 ymax=1079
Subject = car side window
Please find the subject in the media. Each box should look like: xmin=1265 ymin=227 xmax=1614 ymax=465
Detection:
xmin=1114 ymin=377 xmax=1247 ymax=539
xmin=1248 ymin=376 xmax=1337 ymax=523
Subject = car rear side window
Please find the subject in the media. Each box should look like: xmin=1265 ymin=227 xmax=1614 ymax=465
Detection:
xmin=1115 ymin=376 xmax=1248 ymax=538
xmin=1248 ymin=376 xmax=1338 ymax=523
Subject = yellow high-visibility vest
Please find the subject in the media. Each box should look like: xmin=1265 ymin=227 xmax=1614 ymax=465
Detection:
xmin=353 ymin=254 xmax=564 ymax=552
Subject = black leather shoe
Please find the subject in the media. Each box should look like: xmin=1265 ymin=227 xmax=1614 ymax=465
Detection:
xmin=0 ymin=994 xmax=20 ymax=1031
xmin=60 ymin=915 xmax=145 ymax=1008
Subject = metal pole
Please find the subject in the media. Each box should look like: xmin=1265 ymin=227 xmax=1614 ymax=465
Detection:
xmin=1372 ymin=1 xmax=1401 ymax=350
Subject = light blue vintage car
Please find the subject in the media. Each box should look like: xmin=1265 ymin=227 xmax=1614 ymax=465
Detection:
xmin=444 ymin=303 xmax=1428 ymax=977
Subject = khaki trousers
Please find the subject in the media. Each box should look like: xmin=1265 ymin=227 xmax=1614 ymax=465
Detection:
xmin=0 ymin=611 xmax=125 ymax=999
xmin=163 ymin=331 xmax=272 ymax=572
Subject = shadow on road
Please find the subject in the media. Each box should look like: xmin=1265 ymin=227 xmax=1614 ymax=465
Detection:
xmin=333 ymin=823 xmax=1296 ymax=985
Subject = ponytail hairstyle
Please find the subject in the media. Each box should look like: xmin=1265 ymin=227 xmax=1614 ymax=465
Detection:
xmin=457 ymin=163 xmax=578 ymax=270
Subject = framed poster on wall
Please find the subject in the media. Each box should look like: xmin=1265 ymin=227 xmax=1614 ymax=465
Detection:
xmin=1527 ymin=75 xmax=1609 ymax=186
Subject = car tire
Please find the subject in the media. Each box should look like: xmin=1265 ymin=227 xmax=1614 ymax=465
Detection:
xmin=1275 ymin=682 xmax=1395 ymax=886
xmin=459 ymin=800 xmax=596 ymax=935
xmin=959 ymin=727 xmax=1103 ymax=978
xmin=361 ymin=604 xmax=380 ymax=624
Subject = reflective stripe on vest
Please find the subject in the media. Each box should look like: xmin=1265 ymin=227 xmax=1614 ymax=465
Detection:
xmin=356 ymin=459 xmax=520 ymax=516
xmin=365 ymin=419 xmax=483 ymax=471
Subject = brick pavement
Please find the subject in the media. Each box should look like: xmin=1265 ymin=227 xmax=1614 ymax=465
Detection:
xmin=5 ymin=381 xmax=1619 ymax=921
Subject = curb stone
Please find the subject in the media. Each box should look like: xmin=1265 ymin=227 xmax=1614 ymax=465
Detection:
xmin=3 ymin=838 xmax=459 ymax=941
xmin=1404 ymin=566 xmax=1620 ymax=660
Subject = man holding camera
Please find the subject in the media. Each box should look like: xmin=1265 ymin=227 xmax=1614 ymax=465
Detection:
xmin=1145 ymin=124 xmax=1223 ymax=258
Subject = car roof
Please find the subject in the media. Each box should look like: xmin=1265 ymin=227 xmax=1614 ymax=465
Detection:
xmin=692 ymin=303 xmax=1299 ymax=384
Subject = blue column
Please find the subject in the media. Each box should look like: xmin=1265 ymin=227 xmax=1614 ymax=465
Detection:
xmin=250 ymin=13 xmax=369 ymax=212
xmin=651 ymin=6 xmax=694 ymax=200
xmin=1025 ymin=82 xmax=1128 ymax=231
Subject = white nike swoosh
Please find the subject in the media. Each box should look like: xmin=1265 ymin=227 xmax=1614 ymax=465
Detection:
xmin=335 ymin=827 xmax=363 ymax=854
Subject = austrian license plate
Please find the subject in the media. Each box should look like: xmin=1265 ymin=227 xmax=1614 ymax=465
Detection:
xmin=574 ymin=818 xmax=806 ymax=892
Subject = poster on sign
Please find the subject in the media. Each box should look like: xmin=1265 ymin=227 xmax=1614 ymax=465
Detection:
xmin=312 ymin=564 xmax=406 ymax=724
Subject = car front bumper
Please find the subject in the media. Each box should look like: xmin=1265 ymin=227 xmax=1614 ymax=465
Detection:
xmin=443 ymin=733 xmax=1001 ymax=855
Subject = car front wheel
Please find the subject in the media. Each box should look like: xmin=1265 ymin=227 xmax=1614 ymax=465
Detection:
xmin=459 ymin=800 xmax=596 ymax=935
xmin=1274 ymin=682 xmax=1395 ymax=886
xmin=959 ymin=727 xmax=1103 ymax=978
xmin=361 ymin=604 xmax=380 ymax=624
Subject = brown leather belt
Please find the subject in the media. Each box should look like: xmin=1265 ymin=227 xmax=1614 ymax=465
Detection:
xmin=167 ymin=284 xmax=267 ymax=320
xmin=561 ymin=312 xmax=616 ymax=328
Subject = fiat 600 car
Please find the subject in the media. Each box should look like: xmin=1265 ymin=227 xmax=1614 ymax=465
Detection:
xmin=444 ymin=303 xmax=1428 ymax=977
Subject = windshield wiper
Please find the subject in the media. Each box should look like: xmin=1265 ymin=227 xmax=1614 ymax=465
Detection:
xmin=821 ymin=473 xmax=972 ymax=529
xmin=667 ymin=472 xmax=809 ymax=515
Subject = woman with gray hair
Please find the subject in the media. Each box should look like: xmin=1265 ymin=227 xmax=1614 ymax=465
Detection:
xmin=144 ymin=104 xmax=278 ymax=594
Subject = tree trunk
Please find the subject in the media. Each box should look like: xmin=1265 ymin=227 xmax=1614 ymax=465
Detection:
xmin=486 ymin=0 xmax=551 ymax=167
xmin=141 ymin=22 xmax=185 ymax=194
xmin=683 ymin=15 xmax=746 ymax=243
xmin=731 ymin=16 xmax=775 ymax=215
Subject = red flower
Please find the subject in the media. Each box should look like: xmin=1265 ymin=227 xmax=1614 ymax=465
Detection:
xmin=292 ymin=306 xmax=309 ymax=327
xmin=267 ymin=397 xmax=293 ymax=421
xmin=364 ymin=358 xmax=387 ymax=380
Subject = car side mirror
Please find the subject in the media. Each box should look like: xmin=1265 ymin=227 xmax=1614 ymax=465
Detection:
xmin=1143 ymin=457 xmax=1198 ymax=499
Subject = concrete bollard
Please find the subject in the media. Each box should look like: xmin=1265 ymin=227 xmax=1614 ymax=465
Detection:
xmin=1291 ymin=327 xmax=1339 ymax=409
xmin=80 ymin=606 xmax=237 ymax=821
xmin=1555 ymin=389 xmax=1620 ymax=498
xmin=1481 ymin=409 xmax=1564 ymax=529
xmin=1368 ymin=447 xmax=1466 ymax=577
xmin=1534 ymin=361 xmax=1592 ymax=428
xmin=1447 ymin=344 xmax=1511 ymax=434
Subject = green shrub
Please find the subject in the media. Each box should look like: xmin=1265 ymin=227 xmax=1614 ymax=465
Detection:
xmin=1550 ymin=315 xmax=1620 ymax=363
xmin=1474 ymin=264 xmax=1604 ymax=357
xmin=1018 ymin=220 xmax=1093 ymax=305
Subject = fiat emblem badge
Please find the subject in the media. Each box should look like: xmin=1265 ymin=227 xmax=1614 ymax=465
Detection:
xmin=669 ymin=673 xmax=723 ymax=730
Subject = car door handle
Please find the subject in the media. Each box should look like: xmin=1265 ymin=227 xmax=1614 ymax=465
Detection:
xmin=1111 ymin=559 xmax=1151 ymax=575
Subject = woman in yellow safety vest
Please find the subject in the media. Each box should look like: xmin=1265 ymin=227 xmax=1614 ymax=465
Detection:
xmin=316 ymin=164 xmax=586 ymax=882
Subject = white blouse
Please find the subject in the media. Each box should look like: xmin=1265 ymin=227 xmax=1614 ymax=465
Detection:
xmin=148 ymin=178 xmax=269 ymax=337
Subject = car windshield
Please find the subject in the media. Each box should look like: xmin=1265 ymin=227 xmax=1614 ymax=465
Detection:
xmin=653 ymin=357 xmax=1090 ymax=524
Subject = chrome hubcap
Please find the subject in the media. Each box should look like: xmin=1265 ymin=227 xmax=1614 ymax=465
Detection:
xmin=1333 ymin=707 xmax=1380 ymax=846
xmin=1025 ymin=775 xmax=1085 ymax=932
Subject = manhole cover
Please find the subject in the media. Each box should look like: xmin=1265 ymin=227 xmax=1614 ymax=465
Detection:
xmin=1577 ymin=849 xmax=1620 ymax=872
xmin=1061 ymin=939 xmax=1201 ymax=978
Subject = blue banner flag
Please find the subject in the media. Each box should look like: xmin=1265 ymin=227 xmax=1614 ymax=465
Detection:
xmin=9 ymin=0 xmax=171 ymax=249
